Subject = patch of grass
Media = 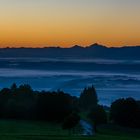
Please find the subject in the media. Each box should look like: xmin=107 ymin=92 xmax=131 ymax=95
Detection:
xmin=98 ymin=124 xmax=140 ymax=138
xmin=0 ymin=119 xmax=139 ymax=140
xmin=0 ymin=119 xmax=69 ymax=135
xmin=0 ymin=134 xmax=140 ymax=140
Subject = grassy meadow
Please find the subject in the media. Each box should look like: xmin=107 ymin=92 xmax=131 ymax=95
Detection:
xmin=0 ymin=119 xmax=139 ymax=140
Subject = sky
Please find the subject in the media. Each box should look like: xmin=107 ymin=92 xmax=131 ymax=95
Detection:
xmin=0 ymin=0 xmax=140 ymax=48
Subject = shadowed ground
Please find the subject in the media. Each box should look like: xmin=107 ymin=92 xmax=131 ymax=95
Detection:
xmin=0 ymin=119 xmax=140 ymax=140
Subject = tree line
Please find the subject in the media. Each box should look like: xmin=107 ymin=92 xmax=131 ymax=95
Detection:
xmin=0 ymin=84 xmax=74 ymax=122
xmin=0 ymin=83 xmax=140 ymax=132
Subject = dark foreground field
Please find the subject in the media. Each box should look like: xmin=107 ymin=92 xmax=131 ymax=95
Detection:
xmin=0 ymin=120 xmax=140 ymax=140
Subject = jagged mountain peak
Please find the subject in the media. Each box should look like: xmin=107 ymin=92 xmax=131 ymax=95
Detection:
xmin=88 ymin=43 xmax=107 ymax=49
xmin=71 ymin=45 xmax=83 ymax=49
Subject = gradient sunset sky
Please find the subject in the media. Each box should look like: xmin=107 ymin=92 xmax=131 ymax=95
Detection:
xmin=0 ymin=0 xmax=140 ymax=48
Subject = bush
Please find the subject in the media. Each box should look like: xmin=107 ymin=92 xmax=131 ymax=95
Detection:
xmin=62 ymin=112 xmax=80 ymax=133
xmin=88 ymin=105 xmax=107 ymax=132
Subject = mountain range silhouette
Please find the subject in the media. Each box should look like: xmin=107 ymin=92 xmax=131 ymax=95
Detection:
xmin=0 ymin=43 xmax=140 ymax=60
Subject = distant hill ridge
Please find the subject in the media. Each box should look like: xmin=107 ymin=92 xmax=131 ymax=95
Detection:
xmin=0 ymin=43 xmax=140 ymax=60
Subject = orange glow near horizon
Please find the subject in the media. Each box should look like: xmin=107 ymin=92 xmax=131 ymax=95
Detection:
xmin=0 ymin=0 xmax=140 ymax=48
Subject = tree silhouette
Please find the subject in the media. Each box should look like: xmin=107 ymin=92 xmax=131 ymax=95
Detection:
xmin=62 ymin=112 xmax=80 ymax=134
xmin=110 ymin=98 xmax=140 ymax=128
xmin=88 ymin=105 xmax=107 ymax=132
xmin=79 ymin=86 xmax=98 ymax=111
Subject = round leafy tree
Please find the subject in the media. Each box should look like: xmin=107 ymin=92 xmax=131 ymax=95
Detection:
xmin=110 ymin=98 xmax=140 ymax=128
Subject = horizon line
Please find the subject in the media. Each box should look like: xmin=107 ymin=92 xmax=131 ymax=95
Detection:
xmin=0 ymin=43 xmax=140 ymax=49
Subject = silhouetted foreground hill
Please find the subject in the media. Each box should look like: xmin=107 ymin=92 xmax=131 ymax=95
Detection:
xmin=0 ymin=43 xmax=140 ymax=59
